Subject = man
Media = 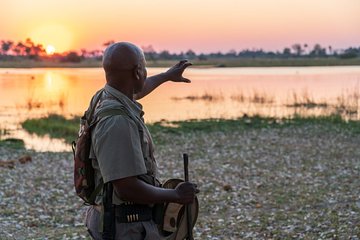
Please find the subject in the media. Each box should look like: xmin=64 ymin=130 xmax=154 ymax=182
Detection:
xmin=84 ymin=42 xmax=199 ymax=239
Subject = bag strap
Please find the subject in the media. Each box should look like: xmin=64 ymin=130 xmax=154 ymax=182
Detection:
xmin=88 ymin=178 xmax=104 ymax=205
xmin=86 ymin=88 xmax=105 ymax=123
xmin=97 ymin=108 xmax=128 ymax=120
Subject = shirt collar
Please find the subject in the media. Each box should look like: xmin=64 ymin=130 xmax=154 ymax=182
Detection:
xmin=104 ymin=84 xmax=144 ymax=118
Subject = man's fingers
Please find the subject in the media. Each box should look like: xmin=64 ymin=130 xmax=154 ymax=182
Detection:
xmin=176 ymin=59 xmax=188 ymax=67
xmin=182 ymin=77 xmax=191 ymax=83
xmin=177 ymin=60 xmax=191 ymax=68
xmin=181 ymin=62 xmax=192 ymax=69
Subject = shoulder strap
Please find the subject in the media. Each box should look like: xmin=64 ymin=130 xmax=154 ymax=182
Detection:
xmin=89 ymin=108 xmax=128 ymax=128
xmin=88 ymin=178 xmax=103 ymax=205
xmin=97 ymin=108 xmax=128 ymax=120
xmin=86 ymin=88 xmax=105 ymax=123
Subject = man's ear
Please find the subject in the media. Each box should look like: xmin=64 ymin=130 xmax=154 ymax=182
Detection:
xmin=133 ymin=65 xmax=141 ymax=80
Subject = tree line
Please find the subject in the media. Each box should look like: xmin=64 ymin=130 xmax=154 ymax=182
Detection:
xmin=1 ymin=38 xmax=359 ymax=63
xmin=0 ymin=38 xmax=103 ymax=63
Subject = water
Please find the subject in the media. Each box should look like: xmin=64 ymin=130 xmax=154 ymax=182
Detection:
xmin=1 ymin=66 xmax=360 ymax=151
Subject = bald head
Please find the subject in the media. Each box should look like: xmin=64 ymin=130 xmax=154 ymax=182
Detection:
xmin=102 ymin=42 xmax=147 ymax=97
xmin=102 ymin=42 xmax=145 ymax=73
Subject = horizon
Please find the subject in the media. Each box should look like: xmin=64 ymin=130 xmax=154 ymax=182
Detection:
xmin=2 ymin=37 xmax=359 ymax=56
xmin=1 ymin=0 xmax=359 ymax=54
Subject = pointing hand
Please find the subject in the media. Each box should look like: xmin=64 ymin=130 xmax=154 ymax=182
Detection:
xmin=164 ymin=59 xmax=192 ymax=83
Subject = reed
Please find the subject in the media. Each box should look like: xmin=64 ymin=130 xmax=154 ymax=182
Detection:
xmin=231 ymin=90 xmax=275 ymax=104
xmin=251 ymin=91 xmax=275 ymax=104
xmin=286 ymin=91 xmax=328 ymax=109
xmin=58 ymin=93 xmax=66 ymax=110
xmin=26 ymin=97 xmax=43 ymax=110
xmin=172 ymin=92 xmax=224 ymax=102
xmin=230 ymin=91 xmax=246 ymax=102
xmin=335 ymin=89 xmax=360 ymax=116
xmin=0 ymin=128 xmax=9 ymax=138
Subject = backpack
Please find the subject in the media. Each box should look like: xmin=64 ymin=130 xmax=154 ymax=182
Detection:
xmin=72 ymin=90 xmax=127 ymax=205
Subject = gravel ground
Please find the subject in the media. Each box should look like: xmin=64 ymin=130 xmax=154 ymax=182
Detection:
xmin=0 ymin=123 xmax=359 ymax=239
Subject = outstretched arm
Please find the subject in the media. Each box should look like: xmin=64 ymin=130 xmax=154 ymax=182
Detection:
xmin=134 ymin=60 xmax=192 ymax=100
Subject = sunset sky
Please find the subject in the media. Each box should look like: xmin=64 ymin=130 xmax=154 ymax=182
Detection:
xmin=1 ymin=0 xmax=359 ymax=53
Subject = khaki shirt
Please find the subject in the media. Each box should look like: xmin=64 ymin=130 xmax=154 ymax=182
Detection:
xmin=88 ymin=84 xmax=157 ymax=205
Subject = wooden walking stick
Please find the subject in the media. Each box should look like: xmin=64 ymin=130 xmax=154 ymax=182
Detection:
xmin=183 ymin=153 xmax=194 ymax=240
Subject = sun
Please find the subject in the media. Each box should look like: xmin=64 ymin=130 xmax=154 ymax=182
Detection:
xmin=30 ymin=24 xmax=73 ymax=53
xmin=46 ymin=45 xmax=56 ymax=55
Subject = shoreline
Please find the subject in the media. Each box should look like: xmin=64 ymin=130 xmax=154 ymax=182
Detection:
xmin=1 ymin=57 xmax=360 ymax=68
xmin=1 ymin=114 xmax=358 ymax=151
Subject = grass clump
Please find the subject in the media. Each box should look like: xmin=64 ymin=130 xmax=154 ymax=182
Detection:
xmin=0 ymin=138 xmax=25 ymax=149
xmin=22 ymin=114 xmax=79 ymax=144
xmin=150 ymin=114 xmax=360 ymax=134
xmin=21 ymin=114 xmax=360 ymax=144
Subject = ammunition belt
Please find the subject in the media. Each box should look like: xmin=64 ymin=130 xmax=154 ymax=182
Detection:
xmin=115 ymin=202 xmax=153 ymax=223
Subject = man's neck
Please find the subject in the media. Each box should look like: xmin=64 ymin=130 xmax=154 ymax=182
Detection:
xmin=107 ymin=81 xmax=134 ymax=100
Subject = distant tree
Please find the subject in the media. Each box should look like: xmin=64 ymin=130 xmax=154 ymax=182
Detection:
xmin=226 ymin=49 xmax=237 ymax=57
xmin=159 ymin=50 xmax=172 ymax=60
xmin=142 ymin=45 xmax=157 ymax=62
xmin=14 ymin=42 xmax=26 ymax=56
xmin=303 ymin=43 xmax=308 ymax=55
xmin=178 ymin=51 xmax=186 ymax=59
xmin=185 ymin=49 xmax=196 ymax=59
xmin=32 ymin=44 xmax=45 ymax=58
xmin=210 ymin=51 xmax=224 ymax=58
xmin=103 ymin=40 xmax=115 ymax=47
xmin=142 ymin=45 xmax=155 ymax=53
xmin=61 ymin=51 xmax=82 ymax=62
xmin=328 ymin=45 xmax=332 ymax=55
xmin=24 ymin=38 xmax=34 ymax=56
xmin=310 ymin=44 xmax=327 ymax=57
xmin=89 ymin=50 xmax=103 ymax=58
xmin=19 ymin=38 xmax=45 ymax=59
xmin=292 ymin=43 xmax=303 ymax=56
xmin=198 ymin=54 xmax=207 ymax=61
xmin=1 ymin=40 xmax=14 ymax=55
xmin=80 ymin=48 xmax=88 ymax=58
xmin=266 ymin=51 xmax=276 ymax=58
xmin=282 ymin=47 xmax=291 ymax=57
xmin=339 ymin=47 xmax=359 ymax=59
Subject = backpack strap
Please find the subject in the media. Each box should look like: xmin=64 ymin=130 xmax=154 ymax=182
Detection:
xmin=97 ymin=108 xmax=128 ymax=121
xmin=88 ymin=178 xmax=103 ymax=205
xmin=86 ymin=88 xmax=105 ymax=123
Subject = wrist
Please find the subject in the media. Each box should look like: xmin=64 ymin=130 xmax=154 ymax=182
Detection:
xmin=159 ymin=72 xmax=170 ymax=83
xmin=162 ymin=188 xmax=180 ymax=203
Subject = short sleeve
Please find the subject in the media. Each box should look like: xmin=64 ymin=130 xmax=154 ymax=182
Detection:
xmin=92 ymin=115 xmax=147 ymax=183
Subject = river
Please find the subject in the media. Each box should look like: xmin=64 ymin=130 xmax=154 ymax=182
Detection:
xmin=1 ymin=66 xmax=360 ymax=151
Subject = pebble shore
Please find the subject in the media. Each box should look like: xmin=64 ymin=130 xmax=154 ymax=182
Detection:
xmin=0 ymin=123 xmax=359 ymax=239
